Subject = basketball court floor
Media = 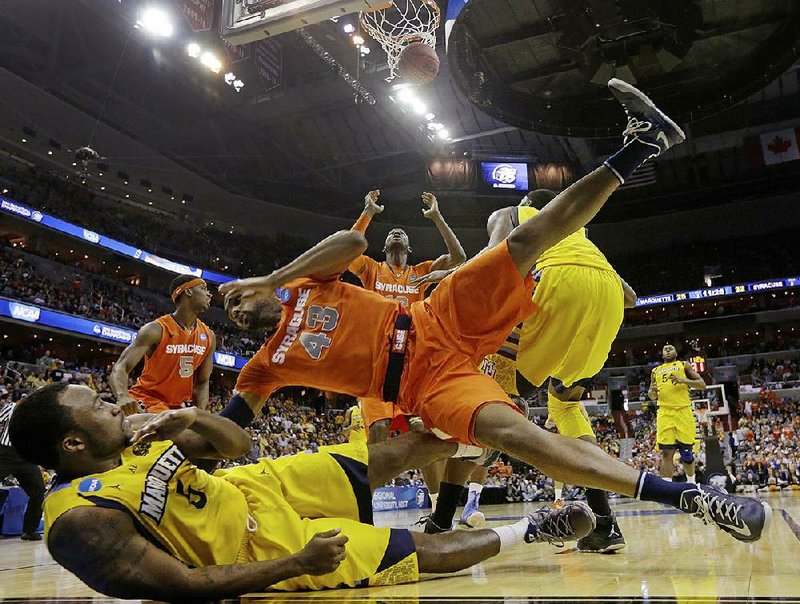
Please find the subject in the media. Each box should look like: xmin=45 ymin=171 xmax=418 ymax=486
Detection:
xmin=2 ymin=492 xmax=799 ymax=603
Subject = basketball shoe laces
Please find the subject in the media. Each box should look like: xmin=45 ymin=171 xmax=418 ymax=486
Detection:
xmin=680 ymin=487 xmax=743 ymax=530
xmin=525 ymin=506 xmax=576 ymax=547
xmin=622 ymin=117 xmax=655 ymax=146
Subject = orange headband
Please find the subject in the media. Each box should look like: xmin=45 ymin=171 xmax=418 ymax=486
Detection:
xmin=171 ymin=278 xmax=206 ymax=302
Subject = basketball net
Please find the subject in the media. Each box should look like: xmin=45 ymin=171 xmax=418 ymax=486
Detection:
xmin=360 ymin=0 xmax=440 ymax=80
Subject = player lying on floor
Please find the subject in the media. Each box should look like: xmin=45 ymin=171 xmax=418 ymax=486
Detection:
xmin=219 ymin=79 xmax=770 ymax=549
xmin=9 ymin=384 xmax=595 ymax=600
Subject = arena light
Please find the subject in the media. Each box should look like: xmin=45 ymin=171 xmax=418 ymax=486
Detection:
xmin=233 ymin=79 xmax=244 ymax=92
xmin=425 ymin=112 xmax=435 ymax=120
xmin=412 ymin=100 xmax=427 ymax=115
xmin=397 ymin=87 xmax=414 ymax=103
xmin=187 ymin=43 xmax=202 ymax=58
xmin=437 ymin=128 xmax=450 ymax=140
xmin=224 ymin=72 xmax=236 ymax=84
xmin=352 ymin=34 xmax=365 ymax=46
xmin=427 ymin=122 xmax=444 ymax=131
xmin=360 ymin=45 xmax=370 ymax=56
xmin=200 ymin=52 xmax=223 ymax=73
xmin=343 ymin=23 xmax=355 ymax=34
xmin=137 ymin=7 xmax=174 ymax=38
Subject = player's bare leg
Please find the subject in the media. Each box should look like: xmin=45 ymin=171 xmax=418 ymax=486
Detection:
xmin=366 ymin=432 xmax=461 ymax=490
xmin=412 ymin=501 xmax=596 ymax=573
xmin=660 ymin=448 xmax=677 ymax=479
xmin=472 ymin=402 xmax=770 ymax=542
xmin=421 ymin=457 xmax=481 ymax=534
xmin=547 ymin=382 xmax=626 ymax=552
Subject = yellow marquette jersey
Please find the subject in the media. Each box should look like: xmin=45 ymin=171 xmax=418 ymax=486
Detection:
xmin=344 ymin=404 xmax=367 ymax=443
xmin=652 ymin=360 xmax=692 ymax=409
xmin=516 ymin=206 xmax=614 ymax=271
xmin=44 ymin=440 xmax=249 ymax=568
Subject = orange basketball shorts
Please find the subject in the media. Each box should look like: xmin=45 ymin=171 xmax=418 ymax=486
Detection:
xmin=400 ymin=240 xmax=538 ymax=445
xmin=360 ymin=397 xmax=406 ymax=430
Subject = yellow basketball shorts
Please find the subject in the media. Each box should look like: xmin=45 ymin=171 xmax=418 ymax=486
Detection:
xmin=218 ymin=442 xmax=419 ymax=590
xmin=546 ymin=395 xmax=595 ymax=440
xmin=516 ymin=265 xmax=624 ymax=389
xmin=656 ymin=406 xmax=697 ymax=449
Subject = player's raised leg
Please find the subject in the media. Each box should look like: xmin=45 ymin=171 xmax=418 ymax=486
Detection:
xmin=472 ymin=402 xmax=770 ymax=542
xmin=505 ymin=79 xmax=686 ymax=279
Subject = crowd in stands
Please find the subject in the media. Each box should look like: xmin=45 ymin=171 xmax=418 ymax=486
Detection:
xmin=4 ymin=341 xmax=800 ymax=500
xmin=1 ymin=163 xmax=308 ymax=277
xmin=0 ymin=245 xmax=262 ymax=356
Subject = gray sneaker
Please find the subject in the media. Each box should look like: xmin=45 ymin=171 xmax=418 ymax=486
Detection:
xmin=525 ymin=501 xmax=596 ymax=547
xmin=608 ymin=78 xmax=686 ymax=158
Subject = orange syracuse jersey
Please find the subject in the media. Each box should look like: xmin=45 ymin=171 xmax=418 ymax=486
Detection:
xmin=349 ymin=256 xmax=433 ymax=308
xmin=129 ymin=315 xmax=213 ymax=410
xmin=235 ymin=277 xmax=401 ymax=401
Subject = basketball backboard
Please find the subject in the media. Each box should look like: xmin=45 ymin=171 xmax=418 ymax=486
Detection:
xmin=220 ymin=0 xmax=385 ymax=45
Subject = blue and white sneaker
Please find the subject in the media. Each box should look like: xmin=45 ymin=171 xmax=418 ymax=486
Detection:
xmin=459 ymin=491 xmax=486 ymax=528
xmin=525 ymin=501 xmax=596 ymax=547
xmin=680 ymin=484 xmax=772 ymax=543
xmin=608 ymin=78 xmax=686 ymax=158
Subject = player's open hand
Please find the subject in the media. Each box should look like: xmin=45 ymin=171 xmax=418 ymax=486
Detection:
xmin=117 ymin=395 xmax=143 ymax=417
xmin=364 ymin=190 xmax=384 ymax=217
xmin=220 ymin=276 xmax=275 ymax=310
xmin=410 ymin=266 xmax=457 ymax=285
xmin=421 ymin=192 xmax=441 ymax=219
xmin=295 ymin=529 xmax=349 ymax=575
xmin=131 ymin=408 xmax=199 ymax=444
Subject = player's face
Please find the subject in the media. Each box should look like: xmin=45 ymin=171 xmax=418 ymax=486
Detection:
xmin=189 ymin=284 xmax=212 ymax=312
xmin=662 ymin=345 xmax=677 ymax=361
xmin=60 ymin=385 xmax=132 ymax=457
xmin=384 ymin=229 xmax=410 ymax=254
xmin=225 ymin=291 xmax=282 ymax=331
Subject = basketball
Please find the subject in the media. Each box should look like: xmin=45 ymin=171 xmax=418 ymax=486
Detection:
xmin=397 ymin=42 xmax=440 ymax=86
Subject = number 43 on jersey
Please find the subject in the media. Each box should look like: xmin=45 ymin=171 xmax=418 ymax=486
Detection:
xmin=299 ymin=305 xmax=339 ymax=360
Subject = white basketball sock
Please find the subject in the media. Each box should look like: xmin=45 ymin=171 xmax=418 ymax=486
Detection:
xmin=491 ymin=518 xmax=530 ymax=552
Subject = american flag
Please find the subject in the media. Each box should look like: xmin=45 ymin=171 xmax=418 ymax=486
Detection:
xmin=619 ymin=161 xmax=657 ymax=190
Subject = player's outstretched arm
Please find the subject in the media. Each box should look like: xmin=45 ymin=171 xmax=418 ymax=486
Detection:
xmin=352 ymin=189 xmax=384 ymax=234
xmin=220 ymin=230 xmax=368 ymax=300
xmin=348 ymin=190 xmax=383 ymax=282
xmin=130 ymin=407 xmax=251 ymax=460
xmin=191 ymin=332 xmax=216 ymax=410
xmin=49 ymin=507 xmax=347 ymax=600
xmin=422 ymin=192 xmax=467 ymax=270
xmin=109 ymin=321 xmax=162 ymax=415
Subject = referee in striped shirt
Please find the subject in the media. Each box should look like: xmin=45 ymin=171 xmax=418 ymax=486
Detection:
xmin=0 ymin=393 xmax=45 ymax=540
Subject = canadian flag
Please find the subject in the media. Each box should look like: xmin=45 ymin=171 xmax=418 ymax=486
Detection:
xmin=746 ymin=127 xmax=800 ymax=166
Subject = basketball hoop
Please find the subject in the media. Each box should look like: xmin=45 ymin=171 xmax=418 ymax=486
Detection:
xmin=360 ymin=0 xmax=440 ymax=80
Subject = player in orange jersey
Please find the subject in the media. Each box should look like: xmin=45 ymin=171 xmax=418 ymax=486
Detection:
xmin=110 ymin=275 xmax=216 ymax=415
xmin=349 ymin=189 xmax=466 ymax=442
xmin=349 ymin=189 xmax=465 ymax=513
xmin=220 ymin=81 xmax=770 ymax=543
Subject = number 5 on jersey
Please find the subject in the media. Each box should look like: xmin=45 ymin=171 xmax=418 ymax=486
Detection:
xmin=300 ymin=305 xmax=339 ymax=360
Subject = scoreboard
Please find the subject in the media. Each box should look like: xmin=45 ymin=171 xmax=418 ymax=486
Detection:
xmin=636 ymin=277 xmax=798 ymax=307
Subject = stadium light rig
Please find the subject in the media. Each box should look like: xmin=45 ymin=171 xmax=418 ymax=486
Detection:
xmin=137 ymin=7 xmax=174 ymax=37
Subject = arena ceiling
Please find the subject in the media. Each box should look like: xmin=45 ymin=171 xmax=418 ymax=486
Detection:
xmin=0 ymin=0 xmax=799 ymax=223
